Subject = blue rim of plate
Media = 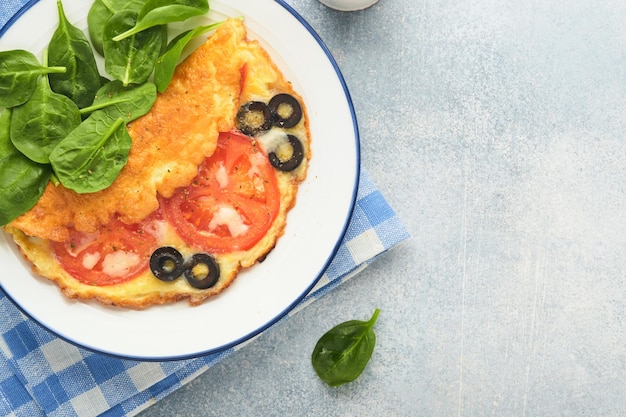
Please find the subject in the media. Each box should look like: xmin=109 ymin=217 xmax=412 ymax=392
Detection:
xmin=0 ymin=0 xmax=361 ymax=361
xmin=0 ymin=0 xmax=39 ymax=37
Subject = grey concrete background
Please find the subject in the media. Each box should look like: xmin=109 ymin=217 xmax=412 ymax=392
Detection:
xmin=140 ymin=0 xmax=626 ymax=415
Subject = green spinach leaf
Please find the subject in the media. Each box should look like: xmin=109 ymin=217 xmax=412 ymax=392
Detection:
xmin=112 ymin=0 xmax=209 ymax=41
xmin=10 ymin=73 xmax=81 ymax=164
xmin=0 ymin=50 xmax=65 ymax=108
xmin=0 ymin=109 xmax=51 ymax=226
xmin=87 ymin=0 xmax=145 ymax=56
xmin=103 ymin=9 xmax=164 ymax=86
xmin=80 ymin=80 xmax=157 ymax=122
xmin=50 ymin=112 xmax=131 ymax=193
xmin=154 ymin=22 xmax=222 ymax=93
xmin=48 ymin=0 xmax=102 ymax=109
xmin=311 ymin=309 xmax=380 ymax=387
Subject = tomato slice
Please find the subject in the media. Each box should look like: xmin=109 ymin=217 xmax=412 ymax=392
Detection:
xmin=162 ymin=131 xmax=280 ymax=253
xmin=52 ymin=214 xmax=161 ymax=286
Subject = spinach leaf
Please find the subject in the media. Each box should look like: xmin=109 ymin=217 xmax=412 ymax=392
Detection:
xmin=0 ymin=50 xmax=65 ymax=108
xmin=154 ymin=22 xmax=221 ymax=93
xmin=87 ymin=0 xmax=145 ymax=56
xmin=48 ymin=0 xmax=102 ymax=109
xmin=50 ymin=112 xmax=131 ymax=193
xmin=10 ymin=73 xmax=81 ymax=164
xmin=0 ymin=109 xmax=51 ymax=226
xmin=112 ymin=0 xmax=209 ymax=42
xmin=311 ymin=309 xmax=380 ymax=387
xmin=80 ymin=80 xmax=157 ymax=122
xmin=103 ymin=9 xmax=164 ymax=86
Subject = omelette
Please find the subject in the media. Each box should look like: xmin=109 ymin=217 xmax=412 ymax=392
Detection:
xmin=5 ymin=18 xmax=311 ymax=308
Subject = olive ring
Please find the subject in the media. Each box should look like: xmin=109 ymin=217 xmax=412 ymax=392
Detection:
xmin=183 ymin=253 xmax=221 ymax=290
xmin=236 ymin=101 xmax=273 ymax=137
xmin=269 ymin=93 xmax=302 ymax=128
xmin=149 ymin=248 xmax=220 ymax=289
xmin=269 ymin=134 xmax=305 ymax=172
xmin=149 ymin=247 xmax=185 ymax=282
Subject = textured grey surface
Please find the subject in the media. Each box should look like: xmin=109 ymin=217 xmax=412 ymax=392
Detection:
xmin=139 ymin=0 xmax=626 ymax=415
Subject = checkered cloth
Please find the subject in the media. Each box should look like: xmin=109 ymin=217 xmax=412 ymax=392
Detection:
xmin=0 ymin=169 xmax=408 ymax=416
xmin=0 ymin=3 xmax=409 ymax=415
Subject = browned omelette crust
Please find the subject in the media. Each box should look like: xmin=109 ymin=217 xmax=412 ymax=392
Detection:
xmin=5 ymin=18 xmax=311 ymax=309
xmin=9 ymin=19 xmax=246 ymax=242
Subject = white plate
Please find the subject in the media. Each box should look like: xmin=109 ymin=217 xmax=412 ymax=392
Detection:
xmin=0 ymin=0 xmax=359 ymax=360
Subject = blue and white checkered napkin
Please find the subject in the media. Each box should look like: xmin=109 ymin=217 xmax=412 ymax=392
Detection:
xmin=0 ymin=169 xmax=409 ymax=417
xmin=0 ymin=3 xmax=409 ymax=416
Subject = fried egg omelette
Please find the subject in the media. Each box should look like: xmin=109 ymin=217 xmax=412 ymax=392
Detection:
xmin=5 ymin=18 xmax=311 ymax=309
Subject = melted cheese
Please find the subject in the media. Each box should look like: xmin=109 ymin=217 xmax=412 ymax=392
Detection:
xmin=209 ymin=205 xmax=249 ymax=237
xmin=215 ymin=163 xmax=229 ymax=188
xmin=142 ymin=220 xmax=169 ymax=241
xmin=81 ymin=252 xmax=101 ymax=270
xmin=248 ymin=151 xmax=266 ymax=179
xmin=67 ymin=233 xmax=98 ymax=257
xmin=102 ymin=251 xmax=141 ymax=278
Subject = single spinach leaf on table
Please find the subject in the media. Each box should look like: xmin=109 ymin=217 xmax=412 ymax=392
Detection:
xmin=154 ymin=22 xmax=222 ymax=93
xmin=80 ymin=80 xmax=157 ymax=122
xmin=48 ymin=0 xmax=102 ymax=109
xmin=311 ymin=309 xmax=380 ymax=387
xmin=87 ymin=0 xmax=145 ymax=56
xmin=112 ymin=0 xmax=209 ymax=41
xmin=0 ymin=109 xmax=51 ymax=226
xmin=50 ymin=112 xmax=131 ymax=194
xmin=10 ymin=74 xmax=81 ymax=164
xmin=0 ymin=50 xmax=65 ymax=108
xmin=103 ymin=9 xmax=165 ymax=86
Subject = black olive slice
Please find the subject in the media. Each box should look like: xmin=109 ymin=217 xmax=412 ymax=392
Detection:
xmin=236 ymin=101 xmax=273 ymax=137
xmin=269 ymin=134 xmax=305 ymax=172
xmin=269 ymin=93 xmax=302 ymax=128
xmin=150 ymin=247 xmax=185 ymax=282
xmin=183 ymin=253 xmax=220 ymax=289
